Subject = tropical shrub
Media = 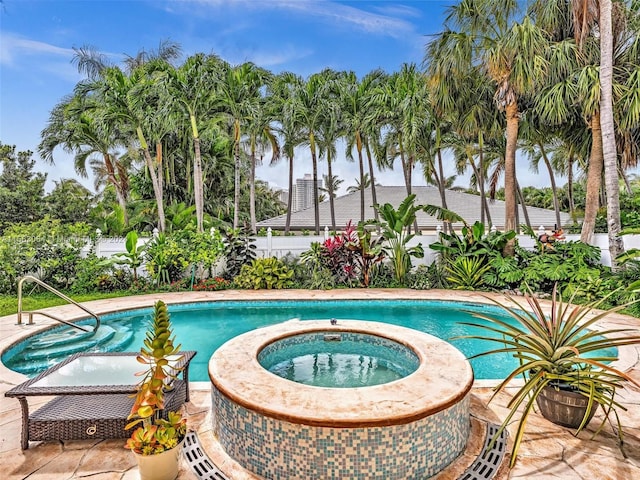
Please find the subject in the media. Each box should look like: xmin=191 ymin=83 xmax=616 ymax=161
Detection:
xmin=429 ymin=221 xmax=516 ymax=260
xmin=295 ymin=247 xmax=336 ymax=290
xmin=0 ymin=219 xmax=91 ymax=294
xmin=177 ymin=227 xmax=225 ymax=281
xmin=222 ymin=228 xmax=257 ymax=280
xmin=518 ymin=241 xmax=603 ymax=294
xmin=373 ymin=194 xmax=424 ymax=282
xmin=234 ymin=257 xmax=294 ymax=290
xmin=408 ymin=263 xmax=448 ymax=290
xmin=445 ymin=256 xmax=493 ymax=290
xmin=112 ymin=231 xmax=145 ymax=282
xmin=144 ymin=233 xmax=189 ymax=285
xmin=192 ymin=277 xmax=230 ymax=291
xmin=302 ymin=222 xmax=384 ymax=287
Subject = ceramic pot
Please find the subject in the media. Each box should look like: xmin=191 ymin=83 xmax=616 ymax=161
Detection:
xmin=134 ymin=444 xmax=181 ymax=480
xmin=536 ymin=385 xmax=597 ymax=428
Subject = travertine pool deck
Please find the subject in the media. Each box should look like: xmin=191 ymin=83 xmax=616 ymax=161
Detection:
xmin=1 ymin=289 xmax=639 ymax=479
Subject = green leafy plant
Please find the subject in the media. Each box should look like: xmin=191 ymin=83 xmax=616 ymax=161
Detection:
xmin=445 ymin=256 xmax=492 ymax=290
xmin=222 ymin=228 xmax=257 ymax=280
xmin=459 ymin=286 xmax=640 ymax=467
xmin=113 ymin=231 xmax=145 ymax=282
xmin=373 ymin=194 xmax=424 ymax=282
xmin=298 ymin=244 xmax=336 ymax=289
xmin=346 ymin=223 xmax=384 ymax=287
xmin=144 ymin=233 xmax=189 ymax=285
xmin=125 ymin=300 xmax=186 ymax=455
xmin=234 ymin=257 xmax=294 ymax=289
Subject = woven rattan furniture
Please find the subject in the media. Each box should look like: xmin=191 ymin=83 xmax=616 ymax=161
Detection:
xmin=5 ymin=350 xmax=196 ymax=450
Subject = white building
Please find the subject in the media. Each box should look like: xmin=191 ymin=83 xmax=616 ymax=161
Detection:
xmin=294 ymin=174 xmax=322 ymax=212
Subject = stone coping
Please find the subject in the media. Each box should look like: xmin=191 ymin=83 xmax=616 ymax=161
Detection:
xmin=1 ymin=289 xmax=639 ymax=386
xmin=209 ymin=319 xmax=474 ymax=427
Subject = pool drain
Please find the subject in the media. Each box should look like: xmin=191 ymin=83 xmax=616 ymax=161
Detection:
xmin=457 ymin=423 xmax=508 ymax=480
xmin=182 ymin=430 xmax=229 ymax=480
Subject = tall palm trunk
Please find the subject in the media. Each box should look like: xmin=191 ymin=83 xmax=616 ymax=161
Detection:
xmin=285 ymin=154 xmax=294 ymax=234
xmin=365 ymin=141 xmax=379 ymax=223
xmin=138 ymin=128 xmax=166 ymax=232
xmin=568 ymin=152 xmax=575 ymax=220
xmin=103 ymin=152 xmax=129 ymax=225
xmin=310 ymin=133 xmax=320 ymax=235
xmin=398 ymin=136 xmax=411 ymax=197
xmin=477 ymin=136 xmax=492 ymax=228
xmin=538 ymin=142 xmax=561 ymax=228
xmin=600 ymin=0 xmax=624 ymax=269
xmin=356 ymin=132 xmax=365 ymax=223
xmin=233 ymin=120 xmax=241 ymax=230
xmin=189 ymin=112 xmax=204 ymax=233
xmin=504 ymin=102 xmax=519 ymax=253
xmin=516 ymin=180 xmax=531 ymax=230
xmin=250 ymin=143 xmax=257 ymax=234
xmin=436 ymin=148 xmax=451 ymax=233
xmin=327 ymin=154 xmax=337 ymax=231
xmin=581 ymin=113 xmax=603 ymax=244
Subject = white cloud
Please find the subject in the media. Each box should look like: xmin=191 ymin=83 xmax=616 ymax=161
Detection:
xmin=231 ymin=44 xmax=313 ymax=67
xmin=185 ymin=0 xmax=416 ymax=38
xmin=0 ymin=32 xmax=73 ymax=66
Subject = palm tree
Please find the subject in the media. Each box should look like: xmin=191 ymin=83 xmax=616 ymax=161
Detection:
xmin=217 ymin=62 xmax=271 ymax=231
xmin=159 ymin=53 xmax=222 ymax=232
xmin=269 ymin=72 xmax=306 ymax=234
xmin=347 ymin=173 xmax=371 ymax=193
xmin=433 ymin=1 xmax=549 ymax=252
xmin=91 ymin=64 xmax=169 ymax=231
xmin=532 ymin=0 xmax=632 ymax=264
xmin=245 ymin=101 xmax=280 ymax=234
xmin=339 ymin=70 xmax=384 ymax=223
xmin=599 ymin=0 xmax=625 ymax=267
xmin=39 ymin=93 xmax=130 ymax=223
xmin=291 ymin=72 xmax=332 ymax=234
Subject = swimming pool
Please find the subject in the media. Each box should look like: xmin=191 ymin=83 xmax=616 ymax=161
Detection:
xmin=2 ymin=299 xmax=616 ymax=381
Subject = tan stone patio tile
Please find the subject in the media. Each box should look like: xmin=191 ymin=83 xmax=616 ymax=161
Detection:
xmin=3 ymin=443 xmax=64 ymax=479
xmin=509 ymin=456 xmax=576 ymax=479
xmin=76 ymin=439 xmax=136 ymax=476
xmin=565 ymin=450 xmax=640 ymax=480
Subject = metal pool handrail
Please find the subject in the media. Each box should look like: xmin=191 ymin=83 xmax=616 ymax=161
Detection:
xmin=16 ymin=275 xmax=100 ymax=333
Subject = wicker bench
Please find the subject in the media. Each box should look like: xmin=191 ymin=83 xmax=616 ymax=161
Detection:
xmin=5 ymin=351 xmax=195 ymax=450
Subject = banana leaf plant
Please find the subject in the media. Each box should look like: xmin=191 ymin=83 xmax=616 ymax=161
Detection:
xmin=372 ymin=194 xmax=424 ymax=282
xmin=457 ymin=285 xmax=640 ymax=468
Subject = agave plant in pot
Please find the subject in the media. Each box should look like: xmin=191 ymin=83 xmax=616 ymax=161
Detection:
xmin=125 ymin=300 xmax=186 ymax=480
xmin=460 ymin=285 xmax=640 ymax=468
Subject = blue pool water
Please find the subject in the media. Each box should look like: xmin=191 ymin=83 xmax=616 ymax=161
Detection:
xmin=2 ymin=299 xmax=617 ymax=381
xmin=258 ymin=332 xmax=420 ymax=387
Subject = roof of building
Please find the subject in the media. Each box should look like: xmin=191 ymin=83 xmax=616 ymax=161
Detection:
xmin=257 ymin=185 xmax=571 ymax=231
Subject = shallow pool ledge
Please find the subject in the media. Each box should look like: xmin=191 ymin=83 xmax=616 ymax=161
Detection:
xmin=209 ymin=320 xmax=474 ymax=479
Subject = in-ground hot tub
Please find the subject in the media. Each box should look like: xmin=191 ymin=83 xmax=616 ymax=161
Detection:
xmin=209 ymin=320 xmax=474 ymax=479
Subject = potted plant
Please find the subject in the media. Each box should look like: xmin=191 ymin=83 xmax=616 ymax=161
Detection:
xmin=460 ymin=285 xmax=640 ymax=468
xmin=125 ymin=300 xmax=186 ymax=480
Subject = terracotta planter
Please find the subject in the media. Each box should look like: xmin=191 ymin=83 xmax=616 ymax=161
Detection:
xmin=536 ymin=385 xmax=598 ymax=429
xmin=134 ymin=443 xmax=182 ymax=480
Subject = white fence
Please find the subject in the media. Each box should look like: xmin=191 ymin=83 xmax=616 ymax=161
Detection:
xmin=87 ymin=231 xmax=640 ymax=269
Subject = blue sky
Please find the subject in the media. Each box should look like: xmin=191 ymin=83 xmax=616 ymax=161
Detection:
xmin=0 ymin=0 xmax=550 ymax=194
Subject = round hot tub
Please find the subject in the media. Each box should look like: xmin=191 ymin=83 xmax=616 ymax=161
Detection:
xmin=209 ymin=320 xmax=474 ymax=480
xmin=258 ymin=331 xmax=420 ymax=388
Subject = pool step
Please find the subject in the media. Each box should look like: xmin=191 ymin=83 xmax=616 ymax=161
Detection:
xmin=5 ymin=326 xmax=136 ymax=376
xmin=25 ymin=326 xmax=117 ymax=360
xmin=29 ymin=328 xmax=96 ymax=348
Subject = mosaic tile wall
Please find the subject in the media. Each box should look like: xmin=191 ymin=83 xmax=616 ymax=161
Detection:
xmin=211 ymin=386 xmax=470 ymax=479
